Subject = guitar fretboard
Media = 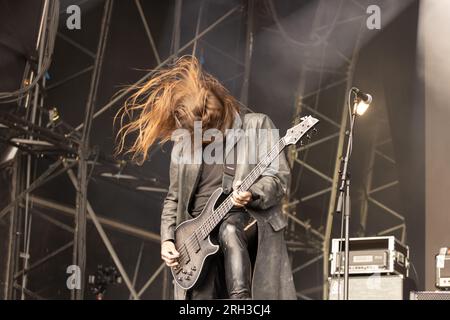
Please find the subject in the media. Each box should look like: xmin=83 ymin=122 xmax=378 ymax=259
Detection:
xmin=196 ymin=138 xmax=286 ymax=239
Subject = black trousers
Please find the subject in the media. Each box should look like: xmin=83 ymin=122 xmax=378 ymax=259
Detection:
xmin=188 ymin=210 xmax=257 ymax=299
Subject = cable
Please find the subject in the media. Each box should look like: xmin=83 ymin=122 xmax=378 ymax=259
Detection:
xmin=336 ymin=197 xmax=346 ymax=300
xmin=333 ymin=88 xmax=355 ymax=300
xmin=409 ymin=260 xmax=420 ymax=287
xmin=0 ymin=0 xmax=59 ymax=103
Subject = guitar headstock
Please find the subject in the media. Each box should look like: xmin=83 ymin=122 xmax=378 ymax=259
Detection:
xmin=283 ymin=115 xmax=319 ymax=146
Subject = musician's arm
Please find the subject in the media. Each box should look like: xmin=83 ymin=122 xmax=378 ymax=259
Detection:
xmin=247 ymin=115 xmax=290 ymax=210
xmin=160 ymin=148 xmax=179 ymax=243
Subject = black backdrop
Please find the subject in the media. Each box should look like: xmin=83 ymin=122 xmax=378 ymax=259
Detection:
xmin=0 ymin=0 xmax=424 ymax=299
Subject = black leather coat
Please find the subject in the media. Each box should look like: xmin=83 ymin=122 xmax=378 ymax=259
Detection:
xmin=160 ymin=112 xmax=297 ymax=300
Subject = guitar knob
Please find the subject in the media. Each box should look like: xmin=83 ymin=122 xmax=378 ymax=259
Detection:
xmin=182 ymin=270 xmax=187 ymax=274
xmin=191 ymin=266 xmax=196 ymax=271
xmin=188 ymin=271 xmax=193 ymax=276
xmin=185 ymin=276 xmax=191 ymax=280
xmin=177 ymin=277 xmax=183 ymax=281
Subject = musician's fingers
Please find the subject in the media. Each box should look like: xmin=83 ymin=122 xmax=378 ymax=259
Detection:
xmin=235 ymin=191 xmax=251 ymax=202
xmin=233 ymin=190 xmax=251 ymax=206
xmin=167 ymin=249 xmax=180 ymax=258
xmin=166 ymin=260 xmax=179 ymax=267
xmin=161 ymin=255 xmax=178 ymax=265
xmin=232 ymin=191 xmax=243 ymax=206
xmin=161 ymin=243 xmax=180 ymax=258
xmin=161 ymin=250 xmax=179 ymax=260
xmin=232 ymin=198 xmax=245 ymax=208
xmin=162 ymin=257 xmax=179 ymax=267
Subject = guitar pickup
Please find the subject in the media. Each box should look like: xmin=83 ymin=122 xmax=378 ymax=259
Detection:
xmin=182 ymin=244 xmax=191 ymax=264
xmin=174 ymin=266 xmax=182 ymax=274
xmin=193 ymin=233 xmax=201 ymax=253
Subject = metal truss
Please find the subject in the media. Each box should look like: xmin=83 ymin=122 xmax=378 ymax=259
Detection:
xmin=272 ymin=0 xmax=370 ymax=300
xmin=359 ymin=114 xmax=406 ymax=243
xmin=1 ymin=0 xmax=403 ymax=301
xmin=1 ymin=0 xmax=252 ymax=300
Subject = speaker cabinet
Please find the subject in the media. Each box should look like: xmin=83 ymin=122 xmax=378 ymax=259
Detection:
xmin=328 ymin=275 xmax=415 ymax=300
xmin=410 ymin=291 xmax=450 ymax=300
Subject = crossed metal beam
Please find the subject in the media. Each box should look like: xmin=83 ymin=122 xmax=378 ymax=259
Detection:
xmin=2 ymin=0 xmax=247 ymax=300
xmin=360 ymin=118 xmax=406 ymax=244
xmin=277 ymin=0 xmax=370 ymax=300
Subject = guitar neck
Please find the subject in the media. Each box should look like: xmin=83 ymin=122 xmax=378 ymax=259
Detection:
xmin=197 ymin=137 xmax=286 ymax=239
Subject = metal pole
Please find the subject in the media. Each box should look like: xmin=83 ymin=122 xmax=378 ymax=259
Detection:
xmin=57 ymin=33 xmax=96 ymax=58
xmin=20 ymin=0 xmax=51 ymax=299
xmin=67 ymin=169 xmax=140 ymax=300
xmin=4 ymin=157 xmax=21 ymax=299
xmin=171 ymin=0 xmax=182 ymax=58
xmin=134 ymin=0 xmax=161 ymax=64
xmin=14 ymin=241 xmax=74 ymax=279
xmin=30 ymin=195 xmax=160 ymax=242
xmin=129 ymin=242 xmax=144 ymax=300
xmin=322 ymin=16 xmax=365 ymax=299
xmin=240 ymin=0 xmax=254 ymax=105
xmin=137 ymin=263 xmax=165 ymax=298
xmin=321 ymin=74 xmax=351 ymax=300
xmin=73 ymin=5 xmax=241 ymax=132
xmin=13 ymin=284 xmax=45 ymax=300
xmin=192 ymin=0 xmax=204 ymax=57
xmin=72 ymin=0 xmax=114 ymax=300
xmin=0 ymin=158 xmax=66 ymax=220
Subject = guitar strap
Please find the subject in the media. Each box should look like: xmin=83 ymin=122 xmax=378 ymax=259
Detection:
xmin=222 ymin=110 xmax=246 ymax=195
xmin=222 ymin=138 xmax=238 ymax=195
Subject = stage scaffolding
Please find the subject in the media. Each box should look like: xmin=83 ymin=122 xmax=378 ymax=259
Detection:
xmin=277 ymin=0 xmax=407 ymax=299
xmin=0 ymin=0 xmax=251 ymax=300
xmin=0 ymin=0 xmax=406 ymax=300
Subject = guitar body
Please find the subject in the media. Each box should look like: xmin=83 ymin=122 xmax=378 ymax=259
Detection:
xmin=171 ymin=188 xmax=223 ymax=290
xmin=168 ymin=115 xmax=319 ymax=290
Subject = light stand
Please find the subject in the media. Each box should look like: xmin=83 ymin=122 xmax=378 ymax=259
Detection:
xmin=336 ymin=88 xmax=371 ymax=300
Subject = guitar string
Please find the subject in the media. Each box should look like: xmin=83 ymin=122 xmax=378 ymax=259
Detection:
xmin=176 ymin=159 xmax=268 ymax=267
xmin=176 ymin=138 xmax=285 ymax=267
xmin=176 ymin=138 xmax=287 ymax=267
xmin=176 ymin=144 xmax=281 ymax=268
xmin=175 ymin=121 xmax=314 ymax=268
xmin=197 ymin=139 xmax=285 ymax=235
xmin=174 ymin=121 xmax=314 ymax=276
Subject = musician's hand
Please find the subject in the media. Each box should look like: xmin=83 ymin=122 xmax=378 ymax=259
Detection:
xmin=161 ymin=240 xmax=180 ymax=267
xmin=232 ymin=180 xmax=252 ymax=207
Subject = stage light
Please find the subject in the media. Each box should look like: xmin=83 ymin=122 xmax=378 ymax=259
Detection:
xmin=351 ymin=88 xmax=372 ymax=116
xmin=356 ymin=99 xmax=371 ymax=115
